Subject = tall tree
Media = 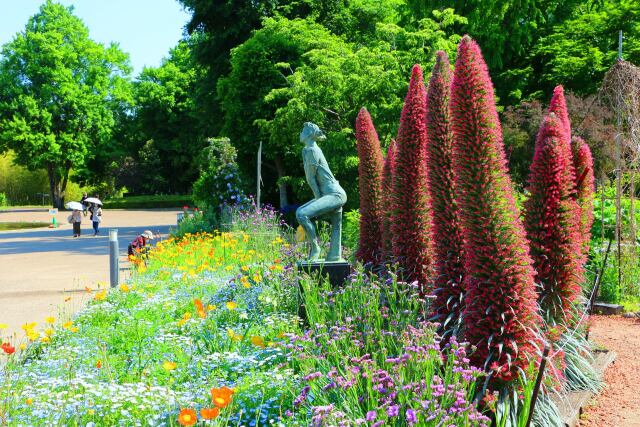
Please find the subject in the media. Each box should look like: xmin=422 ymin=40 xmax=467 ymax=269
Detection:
xmin=133 ymin=40 xmax=205 ymax=193
xmin=0 ymin=1 xmax=131 ymax=207
xmin=355 ymin=108 xmax=384 ymax=264
xmin=391 ymin=64 xmax=435 ymax=290
xmin=450 ymin=36 xmax=542 ymax=383
xmin=425 ymin=51 xmax=465 ymax=337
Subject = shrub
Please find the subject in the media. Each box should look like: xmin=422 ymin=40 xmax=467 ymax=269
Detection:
xmin=355 ymin=108 xmax=385 ymax=264
xmin=171 ymin=210 xmax=213 ymax=239
xmin=103 ymin=195 xmax=193 ymax=209
xmin=391 ymin=64 xmax=435 ymax=289
xmin=192 ymin=138 xmax=247 ymax=223
xmin=524 ymin=113 xmax=583 ymax=325
xmin=380 ymin=139 xmax=397 ymax=259
xmin=342 ymin=209 xmax=361 ymax=258
xmin=450 ymin=36 xmax=542 ymax=383
xmin=426 ymin=51 xmax=466 ymax=337
xmin=0 ymin=192 xmax=7 ymax=207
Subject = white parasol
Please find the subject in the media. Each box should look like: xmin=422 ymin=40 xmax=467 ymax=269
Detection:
xmin=65 ymin=201 xmax=84 ymax=211
xmin=84 ymin=197 xmax=102 ymax=206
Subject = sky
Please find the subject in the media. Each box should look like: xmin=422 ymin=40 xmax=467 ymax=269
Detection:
xmin=0 ymin=0 xmax=192 ymax=75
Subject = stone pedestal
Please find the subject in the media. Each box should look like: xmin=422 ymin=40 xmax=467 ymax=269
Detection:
xmin=297 ymin=260 xmax=351 ymax=288
xmin=296 ymin=260 xmax=352 ymax=322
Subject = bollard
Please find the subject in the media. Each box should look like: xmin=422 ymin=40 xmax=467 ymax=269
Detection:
xmin=109 ymin=229 xmax=119 ymax=288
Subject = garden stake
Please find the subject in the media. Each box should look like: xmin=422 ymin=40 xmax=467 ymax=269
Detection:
xmin=586 ymin=237 xmax=613 ymax=340
xmin=525 ymin=342 xmax=550 ymax=427
xmin=589 ymin=237 xmax=613 ymax=314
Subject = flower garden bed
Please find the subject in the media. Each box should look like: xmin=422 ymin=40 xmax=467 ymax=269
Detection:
xmin=0 ymin=209 xmax=506 ymax=426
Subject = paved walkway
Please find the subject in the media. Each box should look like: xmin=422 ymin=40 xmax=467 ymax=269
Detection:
xmin=579 ymin=315 xmax=640 ymax=427
xmin=0 ymin=208 xmax=180 ymax=341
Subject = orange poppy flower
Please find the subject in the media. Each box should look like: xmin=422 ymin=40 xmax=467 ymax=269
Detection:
xmin=200 ymin=407 xmax=220 ymax=420
xmin=1 ymin=342 xmax=15 ymax=355
xmin=177 ymin=408 xmax=197 ymax=426
xmin=194 ymin=299 xmax=206 ymax=319
xmin=210 ymin=386 xmax=235 ymax=408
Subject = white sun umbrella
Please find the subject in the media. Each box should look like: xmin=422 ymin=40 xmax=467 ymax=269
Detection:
xmin=65 ymin=201 xmax=84 ymax=211
xmin=84 ymin=197 xmax=102 ymax=205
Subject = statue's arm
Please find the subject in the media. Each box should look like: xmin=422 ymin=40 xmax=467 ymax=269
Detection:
xmin=303 ymin=149 xmax=321 ymax=199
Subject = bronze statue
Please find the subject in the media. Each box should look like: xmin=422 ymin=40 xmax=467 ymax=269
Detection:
xmin=296 ymin=122 xmax=347 ymax=261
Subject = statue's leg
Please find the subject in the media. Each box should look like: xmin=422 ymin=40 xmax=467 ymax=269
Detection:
xmin=326 ymin=207 xmax=343 ymax=261
xmin=296 ymin=204 xmax=321 ymax=260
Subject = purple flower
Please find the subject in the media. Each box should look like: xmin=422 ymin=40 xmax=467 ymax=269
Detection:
xmin=366 ymin=411 xmax=376 ymax=421
xmin=387 ymin=405 xmax=400 ymax=417
xmin=406 ymin=409 xmax=418 ymax=425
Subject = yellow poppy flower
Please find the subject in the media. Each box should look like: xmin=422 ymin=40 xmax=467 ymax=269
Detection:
xmin=162 ymin=361 xmax=177 ymax=371
xmin=250 ymin=335 xmax=265 ymax=348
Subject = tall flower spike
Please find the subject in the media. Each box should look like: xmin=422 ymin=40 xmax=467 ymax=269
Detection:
xmin=524 ymin=113 xmax=583 ymax=325
xmin=572 ymin=136 xmax=595 ymax=258
xmin=426 ymin=51 xmax=465 ymax=336
xmin=548 ymin=85 xmax=572 ymax=143
xmin=380 ymin=139 xmax=397 ymax=258
xmin=355 ymin=107 xmax=385 ymax=264
xmin=391 ymin=64 xmax=435 ymax=290
xmin=450 ymin=36 xmax=542 ymax=383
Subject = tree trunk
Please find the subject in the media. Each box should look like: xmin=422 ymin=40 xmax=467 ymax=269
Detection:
xmin=47 ymin=163 xmax=70 ymax=209
xmin=274 ymin=155 xmax=289 ymax=209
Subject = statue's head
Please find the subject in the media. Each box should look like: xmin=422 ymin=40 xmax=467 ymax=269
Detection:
xmin=300 ymin=122 xmax=326 ymax=144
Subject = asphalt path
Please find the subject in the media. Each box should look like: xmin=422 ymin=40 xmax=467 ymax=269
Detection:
xmin=0 ymin=208 xmax=180 ymax=341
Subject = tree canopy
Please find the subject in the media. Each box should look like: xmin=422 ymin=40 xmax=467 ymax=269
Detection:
xmin=0 ymin=0 xmax=131 ymax=207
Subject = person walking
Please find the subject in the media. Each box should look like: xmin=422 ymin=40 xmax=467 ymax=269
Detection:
xmin=70 ymin=209 xmax=82 ymax=237
xmin=80 ymin=192 xmax=89 ymax=217
xmin=91 ymin=204 xmax=102 ymax=236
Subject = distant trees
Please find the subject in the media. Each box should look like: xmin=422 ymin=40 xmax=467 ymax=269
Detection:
xmin=132 ymin=41 xmax=206 ymax=194
xmin=0 ymin=1 xmax=131 ymax=207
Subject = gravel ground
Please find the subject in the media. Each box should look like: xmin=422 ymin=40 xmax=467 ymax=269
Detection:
xmin=579 ymin=315 xmax=640 ymax=427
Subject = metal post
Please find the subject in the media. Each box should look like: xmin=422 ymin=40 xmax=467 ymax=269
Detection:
xmin=601 ymin=180 xmax=605 ymax=241
xmin=618 ymin=30 xmax=623 ymax=60
xmin=615 ymin=31 xmax=623 ymax=291
xmin=109 ymin=229 xmax=119 ymax=288
xmin=525 ymin=343 xmax=551 ymax=427
xmin=257 ymin=141 xmax=263 ymax=209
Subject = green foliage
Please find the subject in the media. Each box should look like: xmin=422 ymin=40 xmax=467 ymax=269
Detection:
xmin=132 ymin=41 xmax=206 ymax=194
xmin=0 ymin=0 xmax=132 ymax=207
xmin=0 ymin=192 xmax=7 ymax=207
xmin=413 ymin=0 xmax=541 ymax=69
xmin=103 ymin=195 xmax=193 ymax=209
xmin=0 ymin=152 xmax=48 ymax=205
xmin=506 ymin=0 xmax=640 ymax=101
xmin=0 ymin=150 xmax=86 ymax=205
xmin=0 ymin=222 xmax=50 ymax=231
xmin=171 ymin=211 xmax=213 ymax=239
xmin=341 ymin=209 xmax=360 ymax=258
xmin=220 ymin=12 xmax=463 ymax=209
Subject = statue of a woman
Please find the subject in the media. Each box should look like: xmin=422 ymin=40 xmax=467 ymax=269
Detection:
xmin=296 ymin=122 xmax=347 ymax=261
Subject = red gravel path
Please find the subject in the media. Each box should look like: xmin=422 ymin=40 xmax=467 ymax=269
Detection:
xmin=579 ymin=315 xmax=640 ymax=427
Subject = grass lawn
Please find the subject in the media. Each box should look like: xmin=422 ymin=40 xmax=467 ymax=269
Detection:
xmin=0 ymin=221 xmax=50 ymax=231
